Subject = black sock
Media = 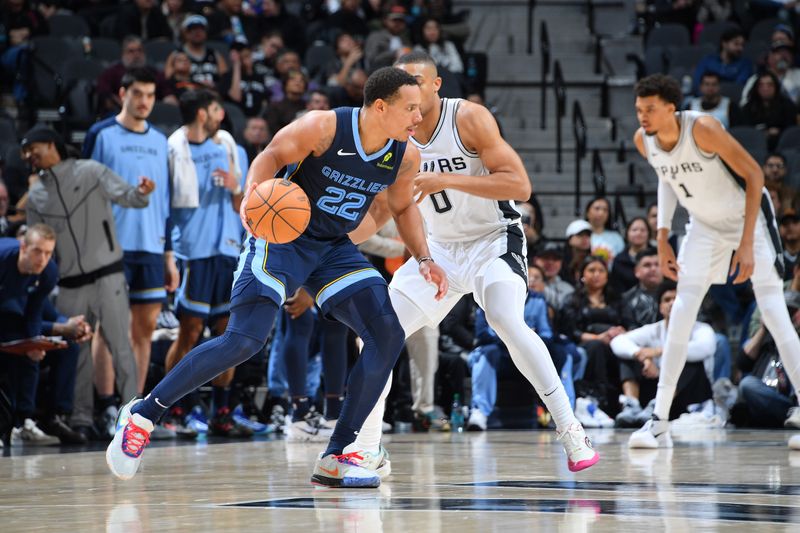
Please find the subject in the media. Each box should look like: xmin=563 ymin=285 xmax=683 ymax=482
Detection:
xmin=292 ymin=397 xmax=311 ymax=421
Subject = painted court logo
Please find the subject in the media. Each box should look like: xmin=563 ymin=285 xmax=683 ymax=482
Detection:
xmin=377 ymin=151 xmax=394 ymax=170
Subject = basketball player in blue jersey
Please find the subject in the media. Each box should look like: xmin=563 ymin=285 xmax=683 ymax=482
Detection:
xmin=82 ymin=68 xmax=178 ymax=414
xmin=628 ymin=74 xmax=800 ymax=450
xmin=106 ymin=67 xmax=448 ymax=487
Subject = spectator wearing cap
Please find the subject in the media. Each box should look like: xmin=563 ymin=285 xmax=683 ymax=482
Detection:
xmin=96 ymin=35 xmax=175 ymax=114
xmin=206 ymin=0 xmax=259 ymax=44
xmin=364 ymin=4 xmax=413 ymax=71
xmin=219 ymin=37 xmax=270 ymax=117
xmin=781 ymin=212 xmax=800 ymax=280
xmin=532 ymin=241 xmax=574 ymax=313
xmin=610 ymin=217 xmax=652 ymax=294
xmin=561 ymin=219 xmax=593 ymax=287
xmin=114 ymin=0 xmax=172 ymax=41
xmin=22 ymin=126 xmax=154 ymax=440
xmin=740 ymin=41 xmax=800 ymax=106
xmin=181 ymin=14 xmax=228 ymax=88
xmin=692 ymin=27 xmax=753 ymax=95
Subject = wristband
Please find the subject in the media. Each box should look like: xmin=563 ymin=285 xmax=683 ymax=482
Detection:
xmin=417 ymin=256 xmax=434 ymax=265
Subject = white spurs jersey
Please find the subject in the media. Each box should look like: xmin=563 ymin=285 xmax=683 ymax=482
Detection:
xmin=412 ymin=98 xmax=520 ymax=242
xmin=642 ymin=111 xmax=751 ymax=228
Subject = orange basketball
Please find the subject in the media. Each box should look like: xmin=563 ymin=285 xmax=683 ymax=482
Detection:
xmin=244 ymin=179 xmax=311 ymax=243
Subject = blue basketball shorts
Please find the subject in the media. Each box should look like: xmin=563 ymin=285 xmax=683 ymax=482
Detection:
xmin=176 ymin=255 xmax=238 ymax=318
xmin=123 ymin=251 xmax=166 ymax=304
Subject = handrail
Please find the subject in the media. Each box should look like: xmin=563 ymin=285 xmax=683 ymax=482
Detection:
xmin=591 ymin=148 xmax=606 ymax=197
xmin=572 ymin=99 xmax=587 ymax=215
xmin=554 ymin=60 xmax=566 ymax=173
xmin=527 ymin=0 xmax=536 ymax=55
xmin=540 ymin=20 xmax=550 ymax=130
xmin=586 ymin=0 xmax=596 ymax=35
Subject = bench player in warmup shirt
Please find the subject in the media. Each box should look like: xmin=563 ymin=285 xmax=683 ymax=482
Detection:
xmin=628 ymin=74 xmax=800 ymax=450
xmin=346 ymin=52 xmax=599 ymax=474
xmin=106 ymin=66 xmax=448 ymax=488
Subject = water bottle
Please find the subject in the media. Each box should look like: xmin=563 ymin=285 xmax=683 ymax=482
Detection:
xmin=450 ymin=394 xmax=465 ymax=432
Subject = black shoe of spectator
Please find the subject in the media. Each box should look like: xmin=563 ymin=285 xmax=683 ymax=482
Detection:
xmin=41 ymin=415 xmax=88 ymax=445
xmin=71 ymin=425 xmax=95 ymax=443
xmin=209 ymin=407 xmax=254 ymax=438
xmin=412 ymin=411 xmax=431 ymax=432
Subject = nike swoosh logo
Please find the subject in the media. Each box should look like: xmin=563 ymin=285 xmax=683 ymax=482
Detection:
xmin=337 ymin=149 xmax=356 ymax=156
xmin=544 ymin=389 xmax=556 ymax=397
xmin=319 ymin=465 xmax=339 ymax=477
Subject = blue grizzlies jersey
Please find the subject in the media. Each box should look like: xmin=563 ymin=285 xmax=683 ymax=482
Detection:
xmin=290 ymin=107 xmax=407 ymax=239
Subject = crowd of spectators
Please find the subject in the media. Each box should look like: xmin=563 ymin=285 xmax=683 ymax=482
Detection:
xmin=1 ymin=0 xmax=799 ymax=448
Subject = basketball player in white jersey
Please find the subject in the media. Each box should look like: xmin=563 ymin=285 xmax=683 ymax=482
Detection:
xmin=346 ymin=51 xmax=599 ymax=473
xmin=629 ymin=74 xmax=800 ymax=450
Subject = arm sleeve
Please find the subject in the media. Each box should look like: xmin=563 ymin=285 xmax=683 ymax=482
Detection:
xmin=657 ymin=178 xmax=678 ymax=230
xmin=685 ymin=322 xmax=717 ymax=362
xmin=95 ymin=161 xmax=149 ymax=208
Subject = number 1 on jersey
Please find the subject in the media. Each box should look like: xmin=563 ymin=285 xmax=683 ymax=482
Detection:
xmin=678 ymin=183 xmax=693 ymax=198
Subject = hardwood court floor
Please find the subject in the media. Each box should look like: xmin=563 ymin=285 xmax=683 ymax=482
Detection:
xmin=2 ymin=427 xmax=800 ymax=532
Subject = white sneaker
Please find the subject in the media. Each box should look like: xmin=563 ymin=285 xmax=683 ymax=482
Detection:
xmin=785 ymin=407 xmax=800 ymax=429
xmin=789 ymin=434 xmax=800 ymax=450
xmin=311 ymin=452 xmax=381 ymax=488
xmin=284 ymin=412 xmax=333 ymax=442
xmin=342 ymin=442 xmax=392 ymax=478
xmin=557 ymin=422 xmax=600 ymax=472
xmin=11 ymin=418 xmax=59 ymax=446
xmin=106 ymin=398 xmax=154 ymax=480
xmin=628 ymin=417 xmax=672 ymax=449
xmin=467 ymin=409 xmax=487 ymax=431
xmin=574 ymin=397 xmax=614 ymax=428
xmin=382 ymin=421 xmax=393 ymax=433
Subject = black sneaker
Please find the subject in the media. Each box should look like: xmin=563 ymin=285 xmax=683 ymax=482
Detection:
xmin=209 ymin=407 xmax=253 ymax=438
xmin=162 ymin=407 xmax=198 ymax=440
xmin=40 ymin=414 xmax=88 ymax=445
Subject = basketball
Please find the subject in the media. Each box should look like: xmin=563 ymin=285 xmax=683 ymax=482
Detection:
xmin=244 ymin=179 xmax=311 ymax=243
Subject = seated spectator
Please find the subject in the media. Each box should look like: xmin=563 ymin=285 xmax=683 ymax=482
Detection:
xmin=252 ymin=30 xmax=284 ymax=87
xmin=646 ymin=201 xmax=679 ymax=252
xmin=414 ymin=17 xmax=463 ymax=74
xmin=781 ymin=213 xmax=800 ymax=279
xmin=258 ymin=0 xmax=307 ymax=57
xmin=736 ymin=288 xmax=800 ymax=428
xmin=466 ymin=264 xmax=556 ymax=431
xmin=611 ymin=217 xmax=652 ymax=294
xmin=165 ymin=49 xmax=206 ymax=99
xmin=560 ymin=219 xmax=592 ymax=287
xmin=364 ymin=3 xmax=413 ymax=71
xmin=0 ymin=0 xmax=48 ymax=104
xmin=327 ymin=0 xmax=370 ymax=41
xmin=96 ymin=35 xmax=175 ymax=114
xmin=322 ymin=32 xmax=366 ymax=87
xmin=732 ymin=71 xmax=798 ymax=152
xmin=161 ymin=0 xmax=188 ymax=42
xmin=559 ymin=255 xmax=625 ymax=421
xmin=740 ymin=41 xmax=800 ymax=107
xmin=327 ymin=67 xmax=367 ymax=108
xmin=266 ymin=48 xmax=307 ymax=102
xmin=517 ymin=201 xmax=542 ymax=255
xmin=532 ymin=241 xmax=574 ymax=314
xmin=114 ymin=0 xmax=172 ymax=41
xmin=692 ymin=26 xmax=753 ymax=95
xmin=241 ymin=116 xmax=270 ymax=163
xmin=684 ymin=71 xmax=733 ymax=129
xmin=294 ymin=89 xmax=331 ymax=120
xmin=611 ymin=280 xmax=715 ymax=425
xmin=0 ymin=224 xmax=92 ymax=445
xmin=0 ymin=179 xmax=23 ymax=237
xmin=206 ymin=0 xmax=259 ymax=44
xmin=180 ymin=15 xmax=228 ymax=88
xmin=265 ymin=69 xmax=308 ymax=134
xmin=585 ymin=197 xmax=625 ymax=264
xmin=619 ymin=248 xmax=663 ymax=330
xmin=219 ymin=38 xmax=270 ymax=117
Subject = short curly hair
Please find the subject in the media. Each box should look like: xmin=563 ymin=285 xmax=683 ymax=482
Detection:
xmin=634 ymin=74 xmax=682 ymax=108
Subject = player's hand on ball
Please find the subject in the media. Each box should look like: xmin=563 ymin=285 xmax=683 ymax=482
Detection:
xmin=730 ymin=241 xmax=754 ymax=284
xmin=419 ymin=259 xmax=448 ymax=300
xmin=413 ymin=172 xmax=446 ymax=204
xmin=239 ymin=182 xmax=257 ymax=231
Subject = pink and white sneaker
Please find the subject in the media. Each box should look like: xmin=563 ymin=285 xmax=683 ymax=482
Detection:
xmin=557 ymin=423 xmax=600 ymax=472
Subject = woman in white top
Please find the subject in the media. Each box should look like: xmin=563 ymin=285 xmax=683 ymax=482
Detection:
xmin=413 ymin=18 xmax=463 ymax=74
xmin=585 ymin=196 xmax=625 ymax=264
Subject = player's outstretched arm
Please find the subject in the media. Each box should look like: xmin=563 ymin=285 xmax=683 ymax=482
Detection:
xmin=693 ymin=116 xmax=762 ymax=283
xmin=413 ymin=102 xmax=531 ymax=203
xmin=239 ymin=110 xmax=335 ymax=229
xmin=388 ymin=144 xmax=448 ymax=300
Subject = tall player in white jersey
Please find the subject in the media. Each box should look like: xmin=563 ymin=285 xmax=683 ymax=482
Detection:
xmin=629 ymin=74 xmax=800 ymax=450
xmin=346 ymin=51 xmax=599 ymax=473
